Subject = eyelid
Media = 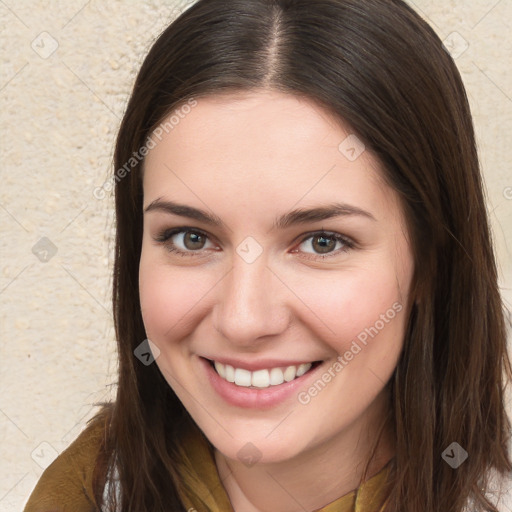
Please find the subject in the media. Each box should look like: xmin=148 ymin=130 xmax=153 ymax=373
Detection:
xmin=154 ymin=226 xmax=213 ymax=243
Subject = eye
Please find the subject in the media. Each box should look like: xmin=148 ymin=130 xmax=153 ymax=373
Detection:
xmin=154 ymin=227 xmax=217 ymax=257
xmin=293 ymin=231 xmax=354 ymax=260
xmin=153 ymin=227 xmax=354 ymax=260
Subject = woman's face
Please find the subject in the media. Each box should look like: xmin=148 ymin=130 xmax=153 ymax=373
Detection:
xmin=139 ymin=89 xmax=414 ymax=464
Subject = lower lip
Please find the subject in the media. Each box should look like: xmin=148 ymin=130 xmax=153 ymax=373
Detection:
xmin=200 ymin=356 xmax=325 ymax=409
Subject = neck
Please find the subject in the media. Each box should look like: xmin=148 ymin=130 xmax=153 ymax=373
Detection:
xmin=214 ymin=391 xmax=395 ymax=512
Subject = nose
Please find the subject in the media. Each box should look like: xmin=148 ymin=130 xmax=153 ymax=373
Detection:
xmin=213 ymin=253 xmax=290 ymax=347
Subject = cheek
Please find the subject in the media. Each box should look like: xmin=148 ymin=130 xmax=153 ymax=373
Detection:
xmin=295 ymin=268 xmax=407 ymax=405
xmin=138 ymin=255 xmax=213 ymax=339
xmin=289 ymin=264 xmax=408 ymax=354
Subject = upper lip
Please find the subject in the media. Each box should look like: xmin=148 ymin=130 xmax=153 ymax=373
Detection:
xmin=201 ymin=356 xmax=322 ymax=372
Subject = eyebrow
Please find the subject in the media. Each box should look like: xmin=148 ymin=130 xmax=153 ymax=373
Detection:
xmin=144 ymin=198 xmax=376 ymax=230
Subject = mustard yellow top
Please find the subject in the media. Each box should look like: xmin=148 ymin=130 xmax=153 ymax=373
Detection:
xmin=23 ymin=416 xmax=392 ymax=511
xmin=175 ymin=425 xmax=393 ymax=512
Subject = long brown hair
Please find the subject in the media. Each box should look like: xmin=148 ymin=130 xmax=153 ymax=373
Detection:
xmin=88 ymin=0 xmax=512 ymax=510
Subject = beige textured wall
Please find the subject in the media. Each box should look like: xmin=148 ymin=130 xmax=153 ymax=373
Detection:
xmin=0 ymin=1 xmax=510 ymax=510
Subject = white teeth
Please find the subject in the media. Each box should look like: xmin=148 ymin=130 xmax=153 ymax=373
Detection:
xmin=214 ymin=361 xmax=226 ymax=378
xmin=225 ymin=364 xmax=235 ymax=383
xmin=296 ymin=363 xmax=311 ymax=377
xmin=283 ymin=366 xmax=296 ymax=382
xmin=269 ymin=367 xmax=284 ymax=385
xmin=234 ymin=368 xmax=252 ymax=386
xmin=251 ymin=369 xmax=270 ymax=388
xmin=212 ymin=361 xmax=313 ymax=388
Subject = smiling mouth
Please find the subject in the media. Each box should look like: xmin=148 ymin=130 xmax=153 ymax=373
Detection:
xmin=205 ymin=358 xmax=323 ymax=389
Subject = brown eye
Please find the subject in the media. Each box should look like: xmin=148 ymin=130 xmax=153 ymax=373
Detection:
xmin=295 ymin=231 xmax=353 ymax=260
xmin=154 ymin=228 xmax=215 ymax=257
xmin=311 ymin=234 xmax=337 ymax=254
xmin=183 ymin=231 xmax=206 ymax=250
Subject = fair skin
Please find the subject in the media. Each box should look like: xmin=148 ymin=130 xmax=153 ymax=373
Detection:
xmin=139 ymin=89 xmax=414 ymax=512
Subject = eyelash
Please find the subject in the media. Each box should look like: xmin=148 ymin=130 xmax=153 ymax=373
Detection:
xmin=153 ymin=227 xmax=355 ymax=261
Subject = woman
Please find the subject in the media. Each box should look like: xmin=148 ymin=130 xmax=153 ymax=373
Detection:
xmin=24 ymin=0 xmax=512 ymax=511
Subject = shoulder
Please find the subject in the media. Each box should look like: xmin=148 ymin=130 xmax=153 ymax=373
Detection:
xmin=484 ymin=468 xmax=512 ymax=512
xmin=462 ymin=468 xmax=512 ymax=512
xmin=23 ymin=412 xmax=109 ymax=512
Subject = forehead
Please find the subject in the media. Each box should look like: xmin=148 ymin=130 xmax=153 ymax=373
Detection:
xmin=148 ymin=89 xmax=358 ymax=167
xmin=142 ymin=89 xmax=401 ymax=226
